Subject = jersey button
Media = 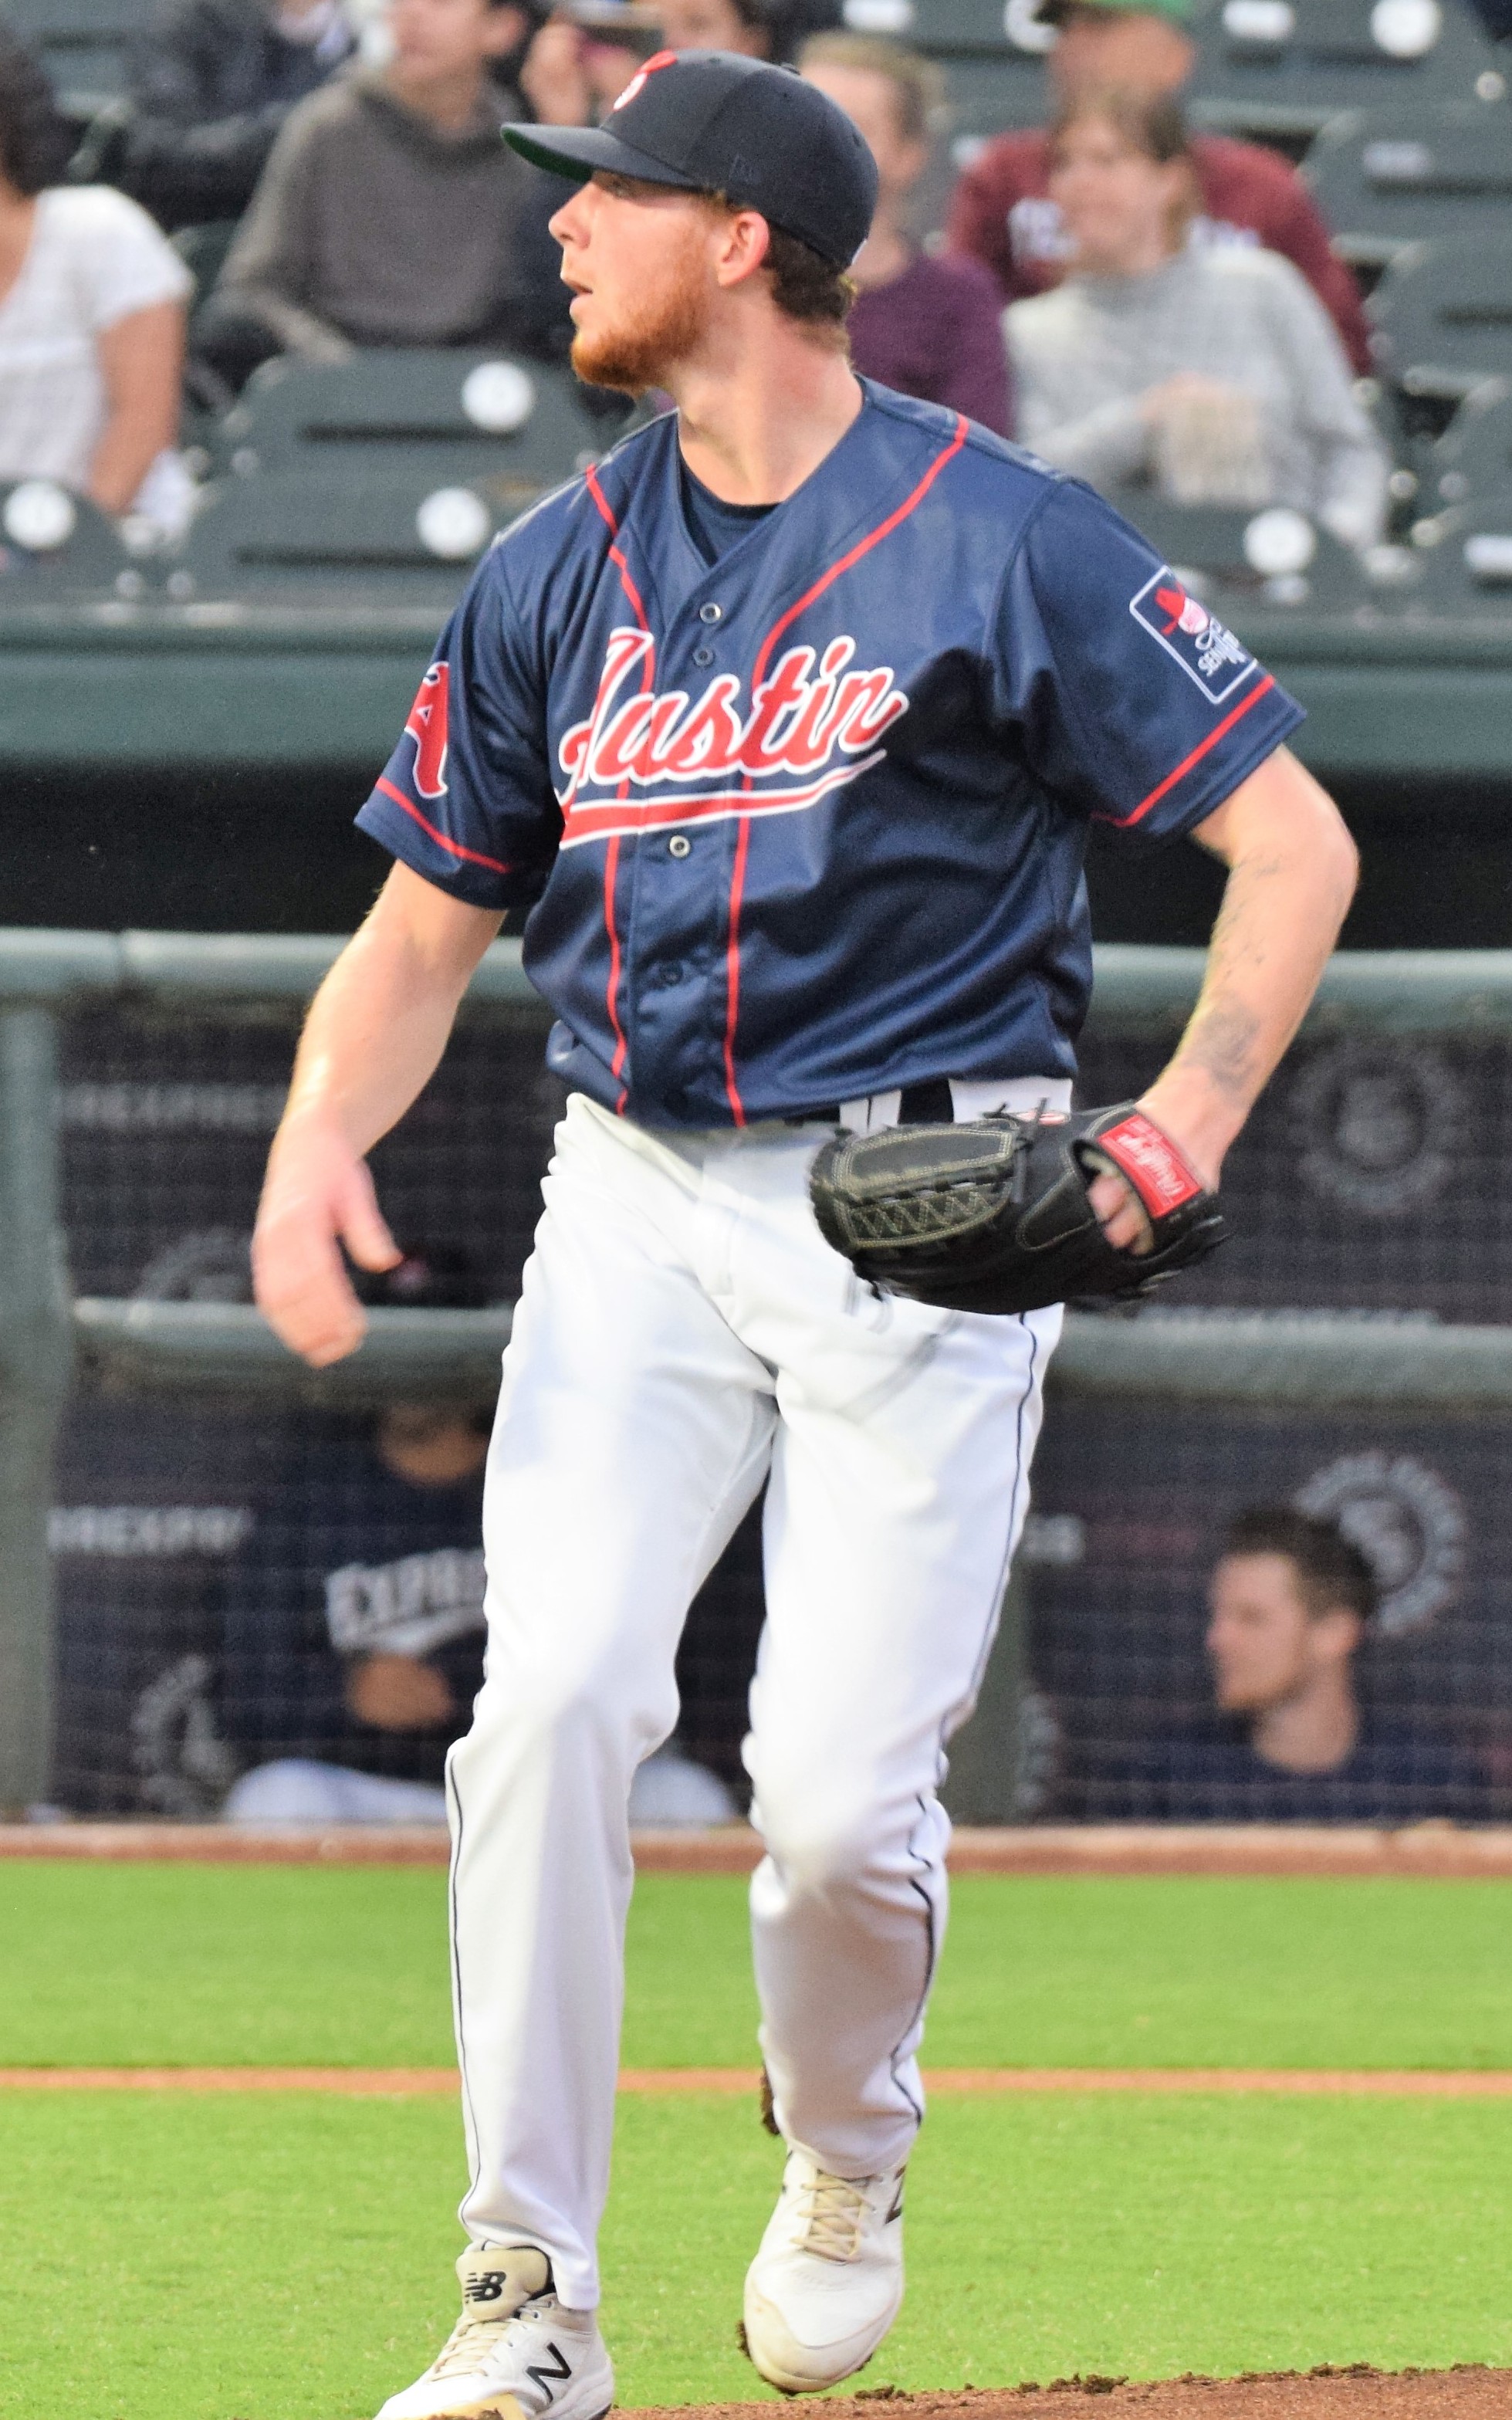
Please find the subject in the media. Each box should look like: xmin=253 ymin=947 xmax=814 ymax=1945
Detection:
xmin=668 ymin=834 xmax=691 ymax=858
xmin=698 ymin=602 xmax=722 ymax=623
xmin=692 ymin=645 xmax=715 ymax=667
xmin=655 ymin=960 xmax=685 ymax=987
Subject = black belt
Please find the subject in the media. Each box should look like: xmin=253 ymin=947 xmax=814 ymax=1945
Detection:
xmin=783 ymin=1078 xmax=955 ymax=1129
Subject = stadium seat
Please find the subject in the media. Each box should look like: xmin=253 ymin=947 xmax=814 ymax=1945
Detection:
xmin=171 ymin=219 xmax=240 ymax=306
xmin=0 ymin=0 xmax=139 ymax=100
xmin=1303 ymin=94 xmax=1512 ymax=271
xmin=1426 ymin=372 xmax=1512 ymax=503
xmin=1106 ymin=492 xmax=1366 ymax=610
xmin=942 ymin=52 xmax=1049 ymax=154
xmin=174 ymin=464 xmax=508 ymax=598
xmin=1190 ymin=0 xmax=1502 ymax=151
xmin=217 ymin=348 xmax=613 ymax=496
xmin=1406 ymin=486 xmax=1512 ymax=605
xmin=0 ymin=479 xmax=140 ymax=601
xmin=1368 ymin=228 xmax=1512 ymax=406
xmin=904 ymin=0 xmax=1046 ymax=56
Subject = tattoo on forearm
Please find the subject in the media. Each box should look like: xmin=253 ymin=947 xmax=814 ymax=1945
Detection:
xmin=1175 ymin=997 xmax=1263 ymax=1102
xmin=1169 ymin=839 xmax=1328 ymax=1109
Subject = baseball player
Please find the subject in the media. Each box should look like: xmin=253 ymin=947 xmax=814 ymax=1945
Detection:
xmin=252 ymin=50 xmax=1358 ymax=2420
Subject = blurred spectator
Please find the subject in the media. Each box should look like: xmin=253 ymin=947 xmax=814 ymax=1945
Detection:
xmin=221 ymin=1246 xmax=737 ymax=1826
xmin=1006 ymin=90 xmax=1387 ymax=549
xmin=656 ymin=0 xmax=839 ymax=65
xmin=800 ymin=34 xmax=1010 ymax=435
xmin=946 ymin=0 xmax=1372 ymax=377
xmin=122 ymin=0 xmax=360 ymax=232
xmin=198 ymin=0 xmax=572 ymax=384
xmin=0 ymin=29 xmax=196 ymax=536
xmin=1132 ymin=1505 xmax=1481 ymax=1821
xmin=514 ymin=8 xmax=644 ymax=124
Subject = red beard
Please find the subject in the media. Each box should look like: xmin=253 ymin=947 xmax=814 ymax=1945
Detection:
xmin=570 ymin=239 xmax=710 ymax=394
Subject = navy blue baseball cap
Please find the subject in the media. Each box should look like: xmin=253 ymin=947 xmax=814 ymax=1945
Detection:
xmin=502 ymin=49 xmax=877 ymax=267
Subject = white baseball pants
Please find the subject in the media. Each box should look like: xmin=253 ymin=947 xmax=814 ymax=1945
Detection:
xmin=446 ymin=1086 xmax=1065 ymax=2308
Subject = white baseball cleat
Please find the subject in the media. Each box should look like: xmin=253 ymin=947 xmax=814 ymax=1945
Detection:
xmin=742 ymin=2143 xmax=906 ymax=2394
xmin=375 ymin=2242 xmax=614 ymax=2420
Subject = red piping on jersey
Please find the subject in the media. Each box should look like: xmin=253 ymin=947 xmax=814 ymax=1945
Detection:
xmin=374 ymin=777 xmax=512 ymax=876
xmin=750 ymin=416 xmax=969 ymax=691
xmin=722 ymin=812 xmax=751 ymax=1121
xmin=720 ymin=413 xmax=971 ymax=1125
xmin=587 ymin=465 xmax=652 ymax=639
xmin=585 ymin=465 xmax=654 ymax=1109
xmin=604 ymin=834 xmax=628 ymax=1084
xmin=1102 ymin=673 xmax=1277 ymax=831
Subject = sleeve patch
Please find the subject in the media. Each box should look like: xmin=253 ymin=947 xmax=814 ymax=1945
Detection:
xmin=1128 ymin=571 xmax=1259 ymax=706
xmin=403 ymin=662 xmax=450 ymax=799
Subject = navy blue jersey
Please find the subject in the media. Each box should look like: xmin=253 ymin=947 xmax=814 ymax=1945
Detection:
xmin=1095 ymin=1712 xmax=1487 ymax=1826
xmin=358 ymin=383 xmax=1303 ymax=1129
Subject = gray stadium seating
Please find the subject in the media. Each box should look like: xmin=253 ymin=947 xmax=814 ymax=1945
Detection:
xmin=1107 ymin=493 xmax=1366 ymax=610
xmin=909 ymin=0 xmax=1501 ymax=159
xmin=1424 ymin=372 xmax=1512 ymax=501
xmin=1368 ymin=228 xmax=1512 ymax=401
xmin=1303 ymin=93 xmax=1512 ymax=270
xmin=217 ymin=349 xmax=611 ymax=496
xmin=1189 ymin=0 xmax=1501 ymax=149
xmin=0 ymin=479 xmax=138 ymax=601
xmin=942 ymin=52 xmax=1047 ymax=154
xmin=905 ymin=0 xmax=1027 ymax=52
xmin=1406 ymin=486 xmax=1512 ymax=604
xmin=174 ymin=463 xmax=507 ymax=598
xmin=0 ymin=0 xmax=138 ymax=99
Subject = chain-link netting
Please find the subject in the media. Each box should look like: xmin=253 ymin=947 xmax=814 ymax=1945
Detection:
xmin=46 ymin=1003 xmax=1512 ymax=1820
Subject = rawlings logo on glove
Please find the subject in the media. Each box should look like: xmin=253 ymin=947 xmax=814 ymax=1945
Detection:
xmin=807 ymin=1102 xmax=1227 ymax=1318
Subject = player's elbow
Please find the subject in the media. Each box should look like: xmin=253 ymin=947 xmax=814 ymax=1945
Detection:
xmin=1223 ymin=751 xmax=1358 ymax=923
xmin=1307 ymin=789 xmax=1359 ymax=923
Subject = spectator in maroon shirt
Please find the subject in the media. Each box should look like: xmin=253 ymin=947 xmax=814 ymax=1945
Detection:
xmin=802 ymin=33 xmax=1011 ymax=434
xmin=945 ymin=0 xmax=1372 ymax=376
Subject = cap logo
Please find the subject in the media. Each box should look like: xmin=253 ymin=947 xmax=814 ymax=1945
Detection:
xmin=611 ymin=49 xmax=677 ymax=110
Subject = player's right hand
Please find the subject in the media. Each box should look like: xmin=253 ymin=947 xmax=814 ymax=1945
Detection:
xmin=252 ymin=1110 xmax=401 ymax=1367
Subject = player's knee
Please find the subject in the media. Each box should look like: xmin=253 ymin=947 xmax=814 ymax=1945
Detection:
xmin=462 ymin=1643 xmax=674 ymax=1773
xmin=751 ymin=1767 xmax=883 ymax=1896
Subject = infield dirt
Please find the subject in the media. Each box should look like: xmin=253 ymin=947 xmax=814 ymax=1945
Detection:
xmin=629 ymin=2374 xmax=1512 ymax=2420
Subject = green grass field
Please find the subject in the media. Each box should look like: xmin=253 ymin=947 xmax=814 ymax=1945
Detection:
xmin=2 ymin=1866 xmax=1510 ymax=2418
xmin=7 ymin=1865 xmax=1512 ymax=2070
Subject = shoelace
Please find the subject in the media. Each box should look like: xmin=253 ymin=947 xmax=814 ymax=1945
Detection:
xmin=790 ymin=2169 xmax=871 ymax=2263
xmin=429 ymin=2294 xmax=555 ymax=2380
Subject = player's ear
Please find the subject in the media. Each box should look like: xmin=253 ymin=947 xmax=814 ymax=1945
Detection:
xmin=712 ymin=205 xmax=773 ymax=293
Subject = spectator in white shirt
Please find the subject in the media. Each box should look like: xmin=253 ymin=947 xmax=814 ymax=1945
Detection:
xmin=1005 ymin=87 xmax=1388 ymax=552
xmin=0 ymin=30 xmax=195 ymax=536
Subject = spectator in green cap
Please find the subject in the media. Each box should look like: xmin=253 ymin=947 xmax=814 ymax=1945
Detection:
xmin=945 ymin=0 xmax=1372 ymax=375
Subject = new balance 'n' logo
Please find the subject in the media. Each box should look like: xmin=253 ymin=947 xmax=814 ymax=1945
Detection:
xmin=526 ymin=2343 xmax=573 ymax=2399
xmin=886 ymin=2178 xmax=905 ymax=2224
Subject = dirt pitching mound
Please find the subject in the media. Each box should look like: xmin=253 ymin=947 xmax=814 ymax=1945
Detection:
xmin=627 ymin=2370 xmax=1510 ymax=2420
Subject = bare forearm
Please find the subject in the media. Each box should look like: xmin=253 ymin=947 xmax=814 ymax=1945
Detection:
xmin=276 ymin=868 xmax=502 ymax=1159
xmin=1143 ymin=750 xmax=1358 ymax=1178
xmin=90 ymin=300 xmax=184 ymax=516
xmin=89 ymin=416 xmax=172 ymax=515
xmin=281 ymin=931 xmax=462 ymax=1159
xmin=253 ymin=869 xmax=501 ymax=1363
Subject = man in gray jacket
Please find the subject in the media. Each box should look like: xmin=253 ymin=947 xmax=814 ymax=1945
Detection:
xmin=200 ymin=0 xmax=569 ymax=382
